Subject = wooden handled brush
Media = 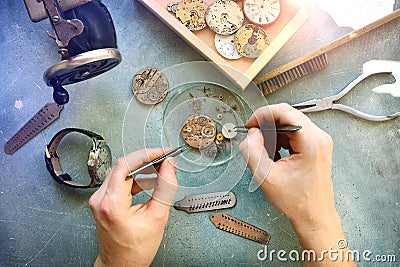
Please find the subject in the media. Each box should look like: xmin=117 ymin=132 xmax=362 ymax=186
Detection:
xmin=253 ymin=9 xmax=400 ymax=95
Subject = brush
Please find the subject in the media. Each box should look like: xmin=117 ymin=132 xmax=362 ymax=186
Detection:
xmin=253 ymin=9 xmax=400 ymax=95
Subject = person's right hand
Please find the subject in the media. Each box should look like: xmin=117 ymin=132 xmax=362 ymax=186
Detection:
xmin=239 ymin=103 xmax=356 ymax=266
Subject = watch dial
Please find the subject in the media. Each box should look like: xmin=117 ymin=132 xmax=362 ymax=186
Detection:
xmin=244 ymin=0 xmax=281 ymax=25
xmin=96 ymin=143 xmax=112 ymax=180
xmin=214 ymin=34 xmax=242 ymax=59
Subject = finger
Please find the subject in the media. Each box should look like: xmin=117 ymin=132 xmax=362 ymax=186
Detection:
xmin=138 ymin=164 xmax=161 ymax=174
xmin=239 ymin=128 xmax=273 ymax=186
xmin=246 ymin=104 xmax=320 ymax=154
xmin=124 ymin=148 xmax=168 ymax=175
xmin=129 ymin=148 xmax=169 ymax=175
xmin=273 ymin=134 xmax=291 ymax=161
xmin=107 ymin=148 xmax=166 ymax=198
xmin=277 ymin=134 xmax=290 ymax=150
xmin=88 ymin=167 xmax=115 ymax=216
xmin=93 ymin=148 xmax=168 ymax=220
xmin=246 ymin=104 xmax=309 ymax=128
xmin=131 ymin=177 xmax=157 ymax=195
xmin=146 ymin=157 xmax=178 ymax=219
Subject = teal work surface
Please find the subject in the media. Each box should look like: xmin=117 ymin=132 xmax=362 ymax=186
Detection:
xmin=0 ymin=1 xmax=399 ymax=266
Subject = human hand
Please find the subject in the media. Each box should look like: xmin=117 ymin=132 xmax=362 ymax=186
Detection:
xmin=89 ymin=148 xmax=178 ymax=267
xmin=239 ymin=103 xmax=336 ymax=228
xmin=239 ymin=104 xmax=355 ymax=265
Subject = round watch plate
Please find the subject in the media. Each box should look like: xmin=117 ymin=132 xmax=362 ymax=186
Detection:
xmin=244 ymin=0 xmax=281 ymax=25
xmin=214 ymin=34 xmax=242 ymax=59
xmin=234 ymin=24 xmax=269 ymax=58
xmin=222 ymin=123 xmax=238 ymax=139
xmin=176 ymin=0 xmax=208 ymax=31
xmin=205 ymin=0 xmax=244 ymax=35
xmin=132 ymin=68 xmax=169 ymax=105
xmin=181 ymin=114 xmax=217 ymax=149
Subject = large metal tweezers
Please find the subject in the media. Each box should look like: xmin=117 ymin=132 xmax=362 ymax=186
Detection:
xmin=126 ymin=144 xmax=190 ymax=179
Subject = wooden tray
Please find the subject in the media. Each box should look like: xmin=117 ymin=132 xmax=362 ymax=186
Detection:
xmin=138 ymin=0 xmax=312 ymax=89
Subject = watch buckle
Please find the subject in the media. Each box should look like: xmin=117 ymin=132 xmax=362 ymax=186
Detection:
xmin=45 ymin=146 xmax=59 ymax=159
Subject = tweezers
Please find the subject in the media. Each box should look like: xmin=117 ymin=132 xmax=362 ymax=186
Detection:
xmin=234 ymin=125 xmax=302 ymax=133
xmin=126 ymin=144 xmax=190 ymax=179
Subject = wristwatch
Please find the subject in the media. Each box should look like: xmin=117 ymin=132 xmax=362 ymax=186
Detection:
xmin=45 ymin=128 xmax=112 ymax=188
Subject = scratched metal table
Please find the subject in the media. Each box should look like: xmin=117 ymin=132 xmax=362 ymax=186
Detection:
xmin=0 ymin=1 xmax=399 ymax=266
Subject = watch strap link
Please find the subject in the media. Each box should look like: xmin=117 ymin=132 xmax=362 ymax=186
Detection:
xmin=4 ymin=102 xmax=64 ymax=154
xmin=210 ymin=213 xmax=271 ymax=245
xmin=174 ymin=191 xmax=236 ymax=213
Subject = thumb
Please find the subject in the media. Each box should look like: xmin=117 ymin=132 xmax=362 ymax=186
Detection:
xmin=239 ymin=128 xmax=273 ymax=186
xmin=147 ymin=157 xmax=178 ymax=219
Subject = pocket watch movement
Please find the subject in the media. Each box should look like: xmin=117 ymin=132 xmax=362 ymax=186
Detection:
xmin=205 ymin=0 xmax=244 ymax=35
xmin=176 ymin=0 xmax=208 ymax=31
xmin=132 ymin=68 xmax=169 ymax=105
xmin=234 ymin=24 xmax=269 ymax=58
xmin=243 ymin=0 xmax=281 ymax=25
xmin=181 ymin=114 xmax=217 ymax=149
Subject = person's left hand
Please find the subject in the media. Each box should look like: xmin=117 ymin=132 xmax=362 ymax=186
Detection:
xmin=89 ymin=148 xmax=178 ymax=267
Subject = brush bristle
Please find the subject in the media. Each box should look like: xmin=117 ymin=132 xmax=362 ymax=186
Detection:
xmin=257 ymin=53 xmax=329 ymax=95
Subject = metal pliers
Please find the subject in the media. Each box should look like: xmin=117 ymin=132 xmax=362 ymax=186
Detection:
xmin=292 ymin=60 xmax=400 ymax=122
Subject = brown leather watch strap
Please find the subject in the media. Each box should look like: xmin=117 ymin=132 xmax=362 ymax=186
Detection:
xmin=4 ymin=102 xmax=63 ymax=154
xmin=210 ymin=213 xmax=271 ymax=245
xmin=47 ymin=130 xmax=72 ymax=155
xmin=174 ymin=191 xmax=236 ymax=213
xmin=45 ymin=128 xmax=104 ymax=188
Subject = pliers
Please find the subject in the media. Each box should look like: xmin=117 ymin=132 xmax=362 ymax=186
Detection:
xmin=292 ymin=60 xmax=400 ymax=122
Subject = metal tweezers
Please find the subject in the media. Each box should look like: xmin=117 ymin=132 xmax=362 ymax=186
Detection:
xmin=126 ymin=144 xmax=190 ymax=179
xmin=292 ymin=67 xmax=400 ymax=122
xmin=234 ymin=125 xmax=302 ymax=133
